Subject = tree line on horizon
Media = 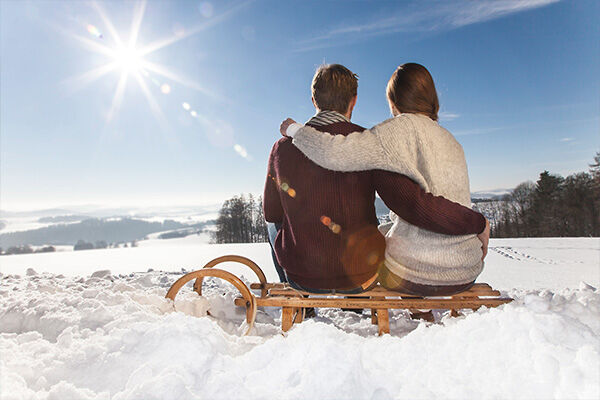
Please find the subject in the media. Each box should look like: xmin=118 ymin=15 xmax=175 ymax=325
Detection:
xmin=474 ymin=152 xmax=600 ymax=238
xmin=73 ymin=239 xmax=138 ymax=251
xmin=213 ymin=194 xmax=268 ymax=244
xmin=0 ymin=245 xmax=56 ymax=256
xmin=214 ymin=153 xmax=599 ymax=243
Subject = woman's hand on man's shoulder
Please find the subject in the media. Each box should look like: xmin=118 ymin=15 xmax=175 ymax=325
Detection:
xmin=280 ymin=118 xmax=297 ymax=137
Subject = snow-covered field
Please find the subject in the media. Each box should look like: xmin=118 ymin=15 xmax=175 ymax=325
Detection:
xmin=1 ymin=237 xmax=599 ymax=399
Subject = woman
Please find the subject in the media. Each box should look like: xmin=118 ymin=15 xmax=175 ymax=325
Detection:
xmin=280 ymin=63 xmax=489 ymax=296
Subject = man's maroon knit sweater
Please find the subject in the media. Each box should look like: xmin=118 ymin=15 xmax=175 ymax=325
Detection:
xmin=263 ymin=120 xmax=485 ymax=289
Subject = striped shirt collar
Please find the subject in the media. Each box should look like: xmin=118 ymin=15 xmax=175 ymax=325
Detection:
xmin=306 ymin=110 xmax=350 ymax=127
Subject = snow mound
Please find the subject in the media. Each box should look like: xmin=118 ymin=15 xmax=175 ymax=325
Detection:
xmin=90 ymin=269 xmax=112 ymax=279
xmin=1 ymin=271 xmax=599 ymax=400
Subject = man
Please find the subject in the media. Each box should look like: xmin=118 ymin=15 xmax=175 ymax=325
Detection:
xmin=263 ymin=64 xmax=486 ymax=293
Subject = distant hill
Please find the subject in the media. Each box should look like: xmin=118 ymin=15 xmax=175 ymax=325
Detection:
xmin=38 ymin=215 xmax=87 ymax=223
xmin=471 ymin=188 xmax=512 ymax=201
xmin=375 ymin=189 xmax=515 ymax=215
xmin=0 ymin=218 xmax=213 ymax=247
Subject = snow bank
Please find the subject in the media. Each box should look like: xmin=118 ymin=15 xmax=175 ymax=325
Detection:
xmin=1 ymin=271 xmax=599 ymax=400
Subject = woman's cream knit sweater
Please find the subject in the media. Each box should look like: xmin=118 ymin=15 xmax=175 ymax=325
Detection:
xmin=288 ymin=113 xmax=483 ymax=286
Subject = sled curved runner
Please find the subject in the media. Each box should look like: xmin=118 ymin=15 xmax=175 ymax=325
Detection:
xmin=191 ymin=255 xmax=268 ymax=298
xmin=165 ymin=268 xmax=257 ymax=335
xmin=166 ymin=255 xmax=513 ymax=335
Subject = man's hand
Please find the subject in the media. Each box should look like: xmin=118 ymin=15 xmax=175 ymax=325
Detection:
xmin=280 ymin=118 xmax=297 ymax=137
xmin=477 ymin=218 xmax=490 ymax=261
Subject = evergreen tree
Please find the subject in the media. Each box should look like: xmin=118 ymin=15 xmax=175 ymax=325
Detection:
xmin=589 ymin=151 xmax=600 ymax=180
xmin=529 ymin=171 xmax=564 ymax=236
xmin=561 ymin=173 xmax=596 ymax=236
xmin=74 ymin=240 xmax=94 ymax=251
xmin=589 ymin=152 xmax=600 ymax=235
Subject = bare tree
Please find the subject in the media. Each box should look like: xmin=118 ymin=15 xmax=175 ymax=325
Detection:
xmin=213 ymin=194 xmax=269 ymax=243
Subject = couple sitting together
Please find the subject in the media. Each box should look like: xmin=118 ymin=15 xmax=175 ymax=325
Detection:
xmin=263 ymin=63 xmax=490 ymax=299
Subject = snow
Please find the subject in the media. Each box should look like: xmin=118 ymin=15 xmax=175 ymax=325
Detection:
xmin=0 ymin=240 xmax=278 ymax=282
xmin=1 ymin=236 xmax=597 ymax=289
xmin=482 ymin=238 xmax=600 ymax=290
xmin=1 ymin=238 xmax=599 ymax=399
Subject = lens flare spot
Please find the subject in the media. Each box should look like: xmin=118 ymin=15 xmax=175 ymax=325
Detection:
xmin=234 ymin=144 xmax=249 ymax=159
xmin=281 ymin=182 xmax=289 ymax=191
xmin=367 ymin=252 xmax=379 ymax=266
xmin=86 ymin=24 xmax=103 ymax=38
xmin=320 ymin=215 xmax=342 ymax=234
xmin=190 ymin=110 xmax=198 ymax=117
xmin=182 ymin=102 xmax=191 ymax=110
xmin=287 ymin=188 xmax=296 ymax=198
xmin=160 ymin=83 xmax=171 ymax=94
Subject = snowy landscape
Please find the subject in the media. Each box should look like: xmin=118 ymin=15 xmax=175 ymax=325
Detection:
xmin=1 ymin=0 xmax=599 ymax=399
xmin=1 ymin=235 xmax=599 ymax=399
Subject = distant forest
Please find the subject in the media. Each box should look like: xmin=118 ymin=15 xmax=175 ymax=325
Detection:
xmin=211 ymin=193 xmax=436 ymax=244
xmin=38 ymin=215 xmax=87 ymax=223
xmin=213 ymin=195 xmax=268 ymax=243
xmin=0 ymin=218 xmax=212 ymax=248
xmin=474 ymin=152 xmax=600 ymax=238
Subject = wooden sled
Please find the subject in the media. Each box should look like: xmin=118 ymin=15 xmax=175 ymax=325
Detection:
xmin=165 ymin=255 xmax=513 ymax=336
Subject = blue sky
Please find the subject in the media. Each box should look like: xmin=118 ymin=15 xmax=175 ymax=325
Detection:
xmin=1 ymin=0 xmax=598 ymax=210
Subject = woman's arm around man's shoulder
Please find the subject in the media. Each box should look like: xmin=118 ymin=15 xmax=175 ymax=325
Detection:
xmin=279 ymin=116 xmax=416 ymax=173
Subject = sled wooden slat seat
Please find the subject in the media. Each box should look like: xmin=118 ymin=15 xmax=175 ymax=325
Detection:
xmin=265 ymin=283 xmax=501 ymax=298
xmin=166 ymin=255 xmax=513 ymax=336
xmin=233 ymin=295 xmax=512 ymax=310
xmin=251 ymin=281 xmax=494 ymax=291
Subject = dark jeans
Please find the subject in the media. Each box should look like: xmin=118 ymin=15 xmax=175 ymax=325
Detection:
xmin=267 ymin=222 xmax=372 ymax=294
xmin=267 ymin=222 xmax=287 ymax=283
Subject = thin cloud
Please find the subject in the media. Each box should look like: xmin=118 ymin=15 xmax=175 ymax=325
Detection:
xmin=295 ymin=0 xmax=560 ymax=52
xmin=439 ymin=111 xmax=460 ymax=121
xmin=454 ymin=126 xmax=506 ymax=137
xmin=454 ymin=116 xmax=597 ymax=137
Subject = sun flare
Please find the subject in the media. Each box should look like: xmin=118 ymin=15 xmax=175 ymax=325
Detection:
xmin=65 ymin=0 xmax=192 ymax=124
xmin=64 ymin=1 xmax=252 ymax=160
xmin=113 ymin=45 xmax=143 ymax=74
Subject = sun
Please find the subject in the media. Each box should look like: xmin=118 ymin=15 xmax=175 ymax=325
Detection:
xmin=66 ymin=0 xmax=252 ymax=126
xmin=60 ymin=0 xmax=255 ymax=160
xmin=64 ymin=0 xmax=197 ymax=124
xmin=113 ymin=45 xmax=143 ymax=74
